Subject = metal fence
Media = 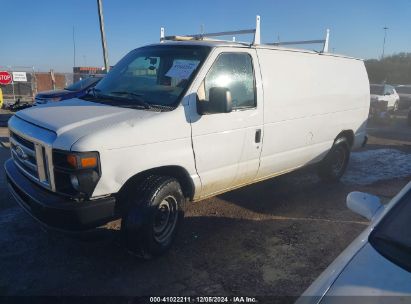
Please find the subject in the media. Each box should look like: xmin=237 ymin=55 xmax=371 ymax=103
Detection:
xmin=0 ymin=66 xmax=101 ymax=106
xmin=0 ymin=66 xmax=36 ymax=104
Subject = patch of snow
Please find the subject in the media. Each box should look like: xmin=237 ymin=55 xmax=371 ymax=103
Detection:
xmin=343 ymin=149 xmax=411 ymax=185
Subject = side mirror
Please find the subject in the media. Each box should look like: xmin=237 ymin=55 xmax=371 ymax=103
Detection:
xmin=197 ymin=87 xmax=233 ymax=115
xmin=346 ymin=191 xmax=382 ymax=221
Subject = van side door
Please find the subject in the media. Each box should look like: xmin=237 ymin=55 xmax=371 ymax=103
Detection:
xmin=187 ymin=48 xmax=264 ymax=198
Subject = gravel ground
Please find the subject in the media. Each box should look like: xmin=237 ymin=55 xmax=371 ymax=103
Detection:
xmin=0 ymin=112 xmax=410 ymax=299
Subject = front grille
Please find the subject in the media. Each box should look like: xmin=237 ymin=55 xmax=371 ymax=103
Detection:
xmin=10 ymin=132 xmax=35 ymax=149
xmin=10 ymin=131 xmax=51 ymax=189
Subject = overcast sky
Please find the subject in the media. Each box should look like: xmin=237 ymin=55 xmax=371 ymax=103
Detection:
xmin=1 ymin=0 xmax=410 ymax=72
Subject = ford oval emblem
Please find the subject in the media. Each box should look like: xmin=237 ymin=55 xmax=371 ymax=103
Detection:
xmin=15 ymin=145 xmax=28 ymax=160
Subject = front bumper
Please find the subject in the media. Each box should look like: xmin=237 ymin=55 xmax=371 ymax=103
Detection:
xmin=5 ymin=159 xmax=116 ymax=231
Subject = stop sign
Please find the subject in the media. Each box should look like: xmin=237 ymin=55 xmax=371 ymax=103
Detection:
xmin=0 ymin=71 xmax=12 ymax=85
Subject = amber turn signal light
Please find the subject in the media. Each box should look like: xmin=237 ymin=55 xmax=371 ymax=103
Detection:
xmin=66 ymin=154 xmax=98 ymax=169
xmin=81 ymin=157 xmax=97 ymax=168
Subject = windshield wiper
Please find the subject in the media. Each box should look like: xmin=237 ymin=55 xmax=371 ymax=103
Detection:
xmin=83 ymin=90 xmax=156 ymax=110
xmin=84 ymin=87 xmax=101 ymax=98
xmin=109 ymin=91 xmax=151 ymax=109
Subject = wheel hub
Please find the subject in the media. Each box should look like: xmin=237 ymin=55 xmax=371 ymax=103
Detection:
xmin=153 ymin=196 xmax=178 ymax=243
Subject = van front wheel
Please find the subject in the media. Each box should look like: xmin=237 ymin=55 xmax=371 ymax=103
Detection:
xmin=121 ymin=176 xmax=184 ymax=258
xmin=318 ymin=139 xmax=350 ymax=182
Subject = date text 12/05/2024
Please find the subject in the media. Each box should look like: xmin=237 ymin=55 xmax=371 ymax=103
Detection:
xmin=149 ymin=296 xmax=258 ymax=303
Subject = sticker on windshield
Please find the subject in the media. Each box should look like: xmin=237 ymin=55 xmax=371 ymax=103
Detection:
xmin=165 ymin=60 xmax=199 ymax=79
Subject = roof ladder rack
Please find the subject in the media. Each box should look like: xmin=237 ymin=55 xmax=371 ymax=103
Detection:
xmin=160 ymin=15 xmax=261 ymax=45
xmin=268 ymin=29 xmax=330 ymax=52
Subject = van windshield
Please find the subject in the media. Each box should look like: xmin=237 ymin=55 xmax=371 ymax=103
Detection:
xmin=86 ymin=45 xmax=210 ymax=110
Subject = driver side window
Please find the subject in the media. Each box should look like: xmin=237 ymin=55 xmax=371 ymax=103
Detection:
xmin=197 ymin=53 xmax=256 ymax=109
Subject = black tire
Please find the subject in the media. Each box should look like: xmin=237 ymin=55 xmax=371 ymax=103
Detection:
xmin=121 ymin=176 xmax=184 ymax=258
xmin=318 ymin=138 xmax=350 ymax=182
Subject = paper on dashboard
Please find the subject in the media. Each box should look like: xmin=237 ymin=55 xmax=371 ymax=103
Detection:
xmin=165 ymin=60 xmax=200 ymax=79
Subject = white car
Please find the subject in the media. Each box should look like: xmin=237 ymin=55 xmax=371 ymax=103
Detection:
xmin=298 ymin=182 xmax=411 ymax=303
xmin=4 ymin=19 xmax=370 ymax=257
xmin=370 ymin=84 xmax=400 ymax=111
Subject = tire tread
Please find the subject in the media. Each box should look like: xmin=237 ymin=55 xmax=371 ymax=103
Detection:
xmin=121 ymin=175 xmax=183 ymax=259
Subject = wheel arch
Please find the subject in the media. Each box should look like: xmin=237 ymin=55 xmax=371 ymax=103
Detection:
xmin=335 ymin=130 xmax=354 ymax=148
xmin=117 ymin=165 xmax=195 ymax=202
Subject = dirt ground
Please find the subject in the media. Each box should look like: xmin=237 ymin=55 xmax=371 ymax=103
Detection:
xmin=0 ymin=111 xmax=410 ymax=300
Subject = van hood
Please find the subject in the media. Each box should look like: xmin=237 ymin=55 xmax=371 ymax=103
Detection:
xmin=15 ymin=98 xmax=161 ymax=150
xmin=17 ymin=98 xmax=156 ymax=135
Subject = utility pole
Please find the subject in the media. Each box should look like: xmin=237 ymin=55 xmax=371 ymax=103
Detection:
xmin=97 ymin=0 xmax=109 ymax=72
xmin=382 ymin=26 xmax=389 ymax=59
xmin=72 ymin=26 xmax=76 ymax=68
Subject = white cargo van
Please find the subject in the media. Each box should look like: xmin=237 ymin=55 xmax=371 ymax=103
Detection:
xmin=5 ymin=17 xmax=369 ymax=257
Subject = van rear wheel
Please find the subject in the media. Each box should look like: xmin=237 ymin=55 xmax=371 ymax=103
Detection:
xmin=121 ymin=176 xmax=184 ymax=258
xmin=318 ymin=138 xmax=350 ymax=182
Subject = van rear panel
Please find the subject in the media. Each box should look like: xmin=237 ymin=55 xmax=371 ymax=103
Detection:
xmin=255 ymin=48 xmax=369 ymax=178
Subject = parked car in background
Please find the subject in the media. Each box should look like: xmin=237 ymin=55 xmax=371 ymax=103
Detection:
xmin=370 ymin=84 xmax=400 ymax=113
xmin=298 ymin=182 xmax=411 ymax=303
xmin=34 ymin=75 xmax=104 ymax=105
xmin=395 ymin=85 xmax=411 ymax=110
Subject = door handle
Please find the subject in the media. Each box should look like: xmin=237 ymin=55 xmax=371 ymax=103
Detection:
xmin=255 ymin=129 xmax=261 ymax=143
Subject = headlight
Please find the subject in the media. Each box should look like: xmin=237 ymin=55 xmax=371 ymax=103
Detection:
xmin=53 ymin=150 xmax=101 ymax=198
xmin=70 ymin=175 xmax=80 ymax=191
